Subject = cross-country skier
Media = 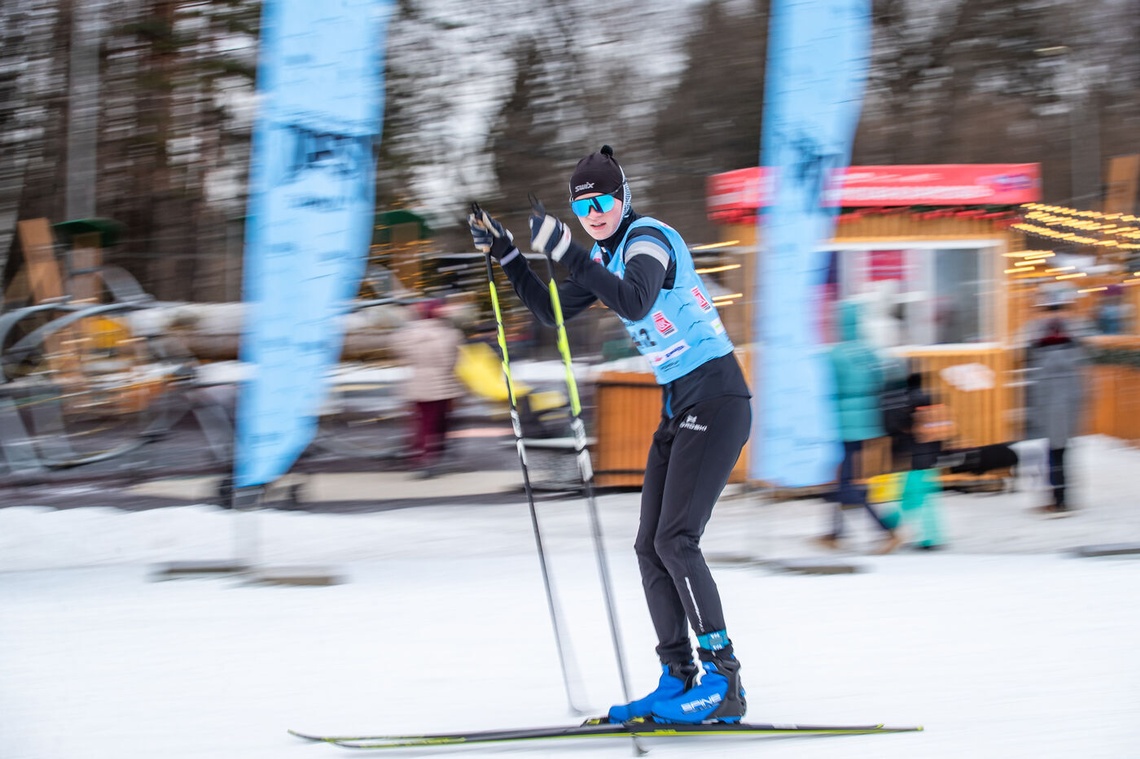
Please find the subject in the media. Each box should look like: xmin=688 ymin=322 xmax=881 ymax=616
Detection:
xmin=468 ymin=145 xmax=751 ymax=724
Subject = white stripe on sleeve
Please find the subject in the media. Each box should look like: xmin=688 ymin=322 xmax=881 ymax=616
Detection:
xmin=624 ymin=238 xmax=670 ymax=269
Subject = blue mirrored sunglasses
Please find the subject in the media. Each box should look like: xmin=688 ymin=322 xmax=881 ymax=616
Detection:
xmin=570 ymin=192 xmax=618 ymax=217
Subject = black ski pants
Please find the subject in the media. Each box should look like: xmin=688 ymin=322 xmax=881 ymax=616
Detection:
xmin=634 ymin=394 xmax=751 ymax=665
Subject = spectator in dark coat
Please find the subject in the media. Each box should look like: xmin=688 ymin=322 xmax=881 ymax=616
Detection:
xmin=1020 ymin=283 xmax=1089 ymax=516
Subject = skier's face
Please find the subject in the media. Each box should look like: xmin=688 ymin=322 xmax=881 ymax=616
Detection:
xmin=574 ymin=193 xmax=624 ymax=241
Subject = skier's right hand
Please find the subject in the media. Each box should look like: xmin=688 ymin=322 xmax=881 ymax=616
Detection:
xmin=468 ymin=205 xmax=518 ymax=262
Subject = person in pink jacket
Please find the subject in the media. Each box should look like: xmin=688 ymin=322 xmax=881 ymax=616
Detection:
xmin=391 ymin=299 xmax=464 ymax=478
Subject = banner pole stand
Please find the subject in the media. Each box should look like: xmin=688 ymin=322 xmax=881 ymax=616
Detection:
xmin=240 ymin=481 xmax=345 ymax=587
xmin=232 ymin=485 xmax=266 ymax=569
xmin=148 ymin=484 xmax=260 ymax=582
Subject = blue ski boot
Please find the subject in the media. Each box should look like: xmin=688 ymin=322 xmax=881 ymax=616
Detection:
xmin=650 ymin=650 xmax=745 ymax=724
xmin=607 ymin=661 xmax=698 ymax=723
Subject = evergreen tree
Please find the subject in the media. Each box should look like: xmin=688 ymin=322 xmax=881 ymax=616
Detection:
xmin=649 ymin=0 xmax=768 ymax=243
xmin=489 ymin=40 xmax=566 ymax=231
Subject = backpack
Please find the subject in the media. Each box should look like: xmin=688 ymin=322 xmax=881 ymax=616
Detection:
xmin=880 ymin=384 xmax=914 ymax=439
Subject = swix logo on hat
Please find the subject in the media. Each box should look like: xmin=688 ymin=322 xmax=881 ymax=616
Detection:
xmin=652 ymin=311 xmax=676 ymax=337
xmin=574 ymin=181 xmax=596 ymax=194
xmin=691 ymin=286 xmax=712 ymax=312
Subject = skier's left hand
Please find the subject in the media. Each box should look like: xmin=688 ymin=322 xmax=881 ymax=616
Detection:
xmin=528 ymin=202 xmax=574 ymax=262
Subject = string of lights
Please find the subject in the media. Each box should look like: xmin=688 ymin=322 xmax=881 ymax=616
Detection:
xmin=1010 ymin=202 xmax=1140 ymax=293
xmin=1015 ymin=203 xmax=1140 ymax=249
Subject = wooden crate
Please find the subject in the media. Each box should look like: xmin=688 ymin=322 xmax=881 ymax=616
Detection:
xmin=900 ymin=346 xmax=1017 ymax=449
xmin=853 ymin=346 xmax=1016 ymax=486
xmin=593 ymin=362 xmax=752 ymax=489
xmin=593 ymin=371 xmax=659 ymax=488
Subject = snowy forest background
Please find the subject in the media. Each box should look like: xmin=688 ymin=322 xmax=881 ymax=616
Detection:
xmin=1 ymin=0 xmax=1138 ymax=302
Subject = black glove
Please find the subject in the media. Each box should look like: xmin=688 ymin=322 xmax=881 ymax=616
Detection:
xmin=468 ymin=205 xmax=517 ymax=261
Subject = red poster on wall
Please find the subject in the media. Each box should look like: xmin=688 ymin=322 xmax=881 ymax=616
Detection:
xmin=869 ymin=249 xmax=906 ymax=281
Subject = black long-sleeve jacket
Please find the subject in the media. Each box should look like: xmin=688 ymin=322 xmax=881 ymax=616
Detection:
xmin=498 ymin=212 xmax=749 ymax=418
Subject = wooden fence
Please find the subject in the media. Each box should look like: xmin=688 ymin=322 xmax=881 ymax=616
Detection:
xmin=1085 ymin=335 xmax=1140 ymax=444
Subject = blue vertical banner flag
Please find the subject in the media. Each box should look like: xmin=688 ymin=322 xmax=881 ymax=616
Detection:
xmin=235 ymin=0 xmax=391 ymax=488
xmin=750 ymin=0 xmax=871 ymax=487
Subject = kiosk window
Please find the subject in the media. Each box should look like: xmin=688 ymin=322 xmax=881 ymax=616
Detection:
xmin=830 ymin=245 xmax=995 ymax=348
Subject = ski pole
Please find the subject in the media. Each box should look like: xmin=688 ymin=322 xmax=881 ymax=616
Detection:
xmin=528 ymin=194 xmax=641 ymax=749
xmin=472 ymin=204 xmax=589 ymax=716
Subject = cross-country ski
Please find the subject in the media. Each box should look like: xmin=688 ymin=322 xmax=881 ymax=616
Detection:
xmin=289 ymin=719 xmax=923 ymax=750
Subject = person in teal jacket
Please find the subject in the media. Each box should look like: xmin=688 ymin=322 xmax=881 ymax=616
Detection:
xmin=817 ymin=299 xmax=901 ymax=553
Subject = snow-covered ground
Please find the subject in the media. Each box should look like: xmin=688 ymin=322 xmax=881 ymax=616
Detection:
xmin=2 ymin=435 xmax=1140 ymax=759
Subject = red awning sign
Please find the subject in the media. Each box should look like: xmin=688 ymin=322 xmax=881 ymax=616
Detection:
xmin=707 ymin=164 xmax=1041 ymax=221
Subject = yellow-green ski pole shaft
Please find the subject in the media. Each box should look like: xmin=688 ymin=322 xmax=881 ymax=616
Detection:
xmin=483 ymin=248 xmax=587 ymax=716
xmin=540 ymin=248 xmax=639 ymax=745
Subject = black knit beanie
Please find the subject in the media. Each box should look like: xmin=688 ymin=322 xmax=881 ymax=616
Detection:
xmin=568 ymin=145 xmax=632 ymax=215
